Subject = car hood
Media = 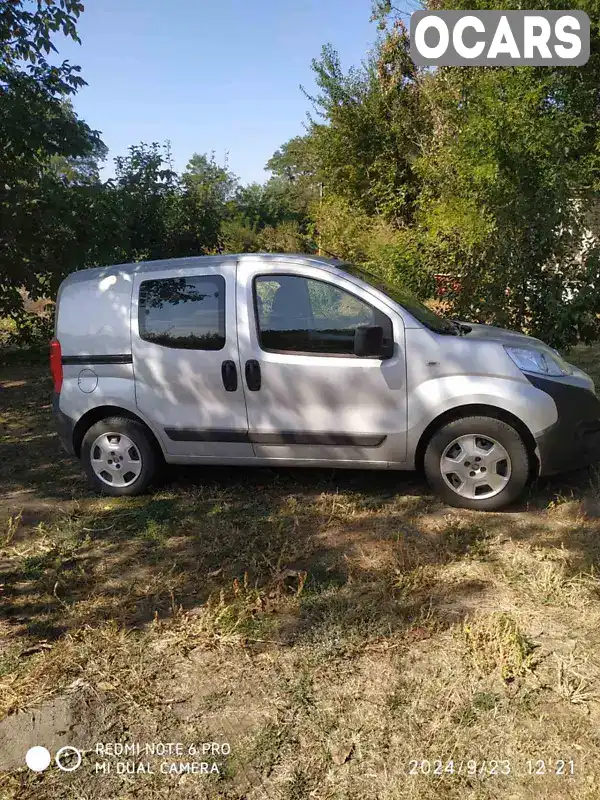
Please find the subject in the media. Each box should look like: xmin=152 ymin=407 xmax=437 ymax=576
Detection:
xmin=459 ymin=322 xmax=550 ymax=350
xmin=458 ymin=322 xmax=594 ymax=389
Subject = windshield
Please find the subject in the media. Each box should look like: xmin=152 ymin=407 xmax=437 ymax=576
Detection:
xmin=342 ymin=264 xmax=457 ymax=335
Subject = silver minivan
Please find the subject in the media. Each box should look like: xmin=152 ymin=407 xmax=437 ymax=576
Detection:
xmin=51 ymin=253 xmax=600 ymax=510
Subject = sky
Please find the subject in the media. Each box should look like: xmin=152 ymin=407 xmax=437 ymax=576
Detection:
xmin=55 ymin=0 xmax=380 ymax=185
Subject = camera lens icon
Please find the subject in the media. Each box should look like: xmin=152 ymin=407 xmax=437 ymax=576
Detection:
xmin=55 ymin=746 xmax=82 ymax=772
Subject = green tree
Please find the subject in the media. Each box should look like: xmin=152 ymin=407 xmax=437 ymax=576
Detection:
xmin=289 ymin=0 xmax=600 ymax=347
xmin=0 ymin=0 xmax=105 ymax=322
xmin=177 ymin=153 xmax=237 ymax=254
xmin=412 ymin=0 xmax=600 ymax=345
xmin=266 ymin=135 xmax=320 ymax=216
xmin=107 ymin=142 xmax=178 ymax=263
xmin=304 ymin=36 xmax=422 ymax=225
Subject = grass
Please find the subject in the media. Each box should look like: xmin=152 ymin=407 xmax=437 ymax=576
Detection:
xmin=1 ymin=347 xmax=600 ymax=798
xmin=462 ymin=612 xmax=538 ymax=681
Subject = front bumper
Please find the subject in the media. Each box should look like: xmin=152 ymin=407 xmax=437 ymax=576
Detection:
xmin=528 ymin=375 xmax=600 ymax=475
xmin=52 ymin=392 xmax=75 ymax=456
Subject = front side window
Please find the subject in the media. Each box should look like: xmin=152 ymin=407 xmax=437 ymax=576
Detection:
xmin=343 ymin=264 xmax=458 ymax=335
xmin=254 ymin=274 xmax=392 ymax=356
xmin=139 ymin=275 xmax=225 ymax=350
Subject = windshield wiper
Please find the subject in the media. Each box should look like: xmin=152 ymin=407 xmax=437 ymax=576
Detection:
xmin=452 ymin=321 xmax=472 ymax=336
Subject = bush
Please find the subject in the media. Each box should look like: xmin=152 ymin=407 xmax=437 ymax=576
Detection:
xmin=364 ymin=234 xmax=436 ymax=300
xmin=0 ymin=306 xmax=54 ymax=350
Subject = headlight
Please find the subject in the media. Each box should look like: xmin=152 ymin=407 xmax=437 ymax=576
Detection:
xmin=504 ymin=346 xmax=572 ymax=377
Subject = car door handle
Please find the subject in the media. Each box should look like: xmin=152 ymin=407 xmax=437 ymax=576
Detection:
xmin=221 ymin=360 xmax=238 ymax=392
xmin=245 ymin=359 xmax=261 ymax=391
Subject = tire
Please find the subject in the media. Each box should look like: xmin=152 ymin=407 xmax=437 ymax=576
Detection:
xmin=423 ymin=415 xmax=530 ymax=511
xmin=81 ymin=416 xmax=159 ymax=497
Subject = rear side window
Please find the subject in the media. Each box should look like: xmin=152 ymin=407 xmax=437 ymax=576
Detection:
xmin=138 ymin=275 xmax=225 ymax=350
xmin=254 ymin=274 xmax=392 ymax=356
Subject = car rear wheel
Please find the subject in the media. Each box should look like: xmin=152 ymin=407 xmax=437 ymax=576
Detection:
xmin=423 ymin=416 xmax=531 ymax=511
xmin=81 ymin=416 xmax=158 ymax=496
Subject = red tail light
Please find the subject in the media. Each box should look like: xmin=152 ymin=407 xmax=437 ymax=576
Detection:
xmin=49 ymin=338 xmax=63 ymax=392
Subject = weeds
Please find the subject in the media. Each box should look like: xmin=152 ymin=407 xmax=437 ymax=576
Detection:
xmin=0 ymin=512 xmax=21 ymax=548
xmin=462 ymin=612 xmax=538 ymax=682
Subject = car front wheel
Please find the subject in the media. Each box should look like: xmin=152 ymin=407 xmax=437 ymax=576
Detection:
xmin=423 ymin=415 xmax=531 ymax=511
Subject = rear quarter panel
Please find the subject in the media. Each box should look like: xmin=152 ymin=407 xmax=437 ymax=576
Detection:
xmin=55 ymin=269 xmax=140 ymax=432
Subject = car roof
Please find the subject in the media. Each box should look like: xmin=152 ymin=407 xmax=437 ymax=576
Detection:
xmin=60 ymin=253 xmax=348 ymax=287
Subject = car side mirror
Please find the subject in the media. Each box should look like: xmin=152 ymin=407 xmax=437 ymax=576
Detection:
xmin=354 ymin=325 xmax=385 ymax=358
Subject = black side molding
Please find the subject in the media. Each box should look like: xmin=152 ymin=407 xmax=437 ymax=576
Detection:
xmin=164 ymin=428 xmax=386 ymax=447
xmin=61 ymin=354 xmax=133 ymax=365
xmin=165 ymin=429 xmax=250 ymax=443
xmin=251 ymin=431 xmax=386 ymax=446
